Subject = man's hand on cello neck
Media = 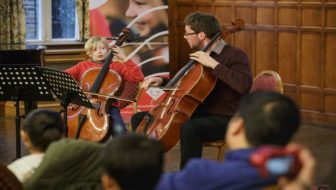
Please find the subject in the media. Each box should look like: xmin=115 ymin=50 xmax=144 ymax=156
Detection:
xmin=189 ymin=51 xmax=219 ymax=69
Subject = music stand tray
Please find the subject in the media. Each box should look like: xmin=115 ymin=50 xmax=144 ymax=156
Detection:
xmin=36 ymin=67 xmax=93 ymax=109
xmin=0 ymin=65 xmax=55 ymax=158
xmin=36 ymin=67 xmax=94 ymax=137
xmin=0 ymin=66 xmax=54 ymax=101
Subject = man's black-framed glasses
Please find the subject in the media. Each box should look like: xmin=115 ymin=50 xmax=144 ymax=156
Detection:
xmin=184 ymin=32 xmax=197 ymax=37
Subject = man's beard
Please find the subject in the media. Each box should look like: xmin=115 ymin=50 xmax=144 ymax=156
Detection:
xmin=190 ymin=42 xmax=202 ymax=50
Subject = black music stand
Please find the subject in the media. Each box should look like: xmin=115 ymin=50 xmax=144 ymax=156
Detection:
xmin=0 ymin=65 xmax=54 ymax=158
xmin=36 ymin=67 xmax=94 ymax=138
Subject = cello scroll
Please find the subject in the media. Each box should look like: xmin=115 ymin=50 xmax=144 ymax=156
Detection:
xmin=222 ymin=18 xmax=245 ymax=39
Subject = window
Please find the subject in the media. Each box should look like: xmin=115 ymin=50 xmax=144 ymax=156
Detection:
xmin=24 ymin=0 xmax=78 ymax=42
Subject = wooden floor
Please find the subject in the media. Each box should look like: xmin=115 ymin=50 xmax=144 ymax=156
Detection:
xmin=1 ymin=116 xmax=335 ymax=186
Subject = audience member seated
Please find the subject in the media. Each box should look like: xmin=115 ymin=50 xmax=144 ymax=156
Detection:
xmin=24 ymin=139 xmax=103 ymax=190
xmin=155 ymin=91 xmax=302 ymax=190
xmin=101 ymin=134 xmax=164 ymax=190
xmin=8 ymin=109 xmax=64 ymax=183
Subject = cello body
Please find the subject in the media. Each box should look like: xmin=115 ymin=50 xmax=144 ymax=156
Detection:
xmin=137 ymin=63 xmax=216 ymax=151
xmin=67 ymin=68 xmax=122 ymax=142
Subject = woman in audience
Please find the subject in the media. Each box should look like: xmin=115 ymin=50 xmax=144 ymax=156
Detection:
xmin=7 ymin=109 xmax=64 ymax=183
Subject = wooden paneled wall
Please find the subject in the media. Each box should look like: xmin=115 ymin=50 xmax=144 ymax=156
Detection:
xmin=168 ymin=0 xmax=336 ymax=127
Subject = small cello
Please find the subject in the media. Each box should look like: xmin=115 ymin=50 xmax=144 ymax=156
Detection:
xmin=136 ymin=19 xmax=245 ymax=151
xmin=67 ymin=29 xmax=129 ymax=142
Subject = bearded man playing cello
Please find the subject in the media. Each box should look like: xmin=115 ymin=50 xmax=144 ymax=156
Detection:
xmin=132 ymin=12 xmax=252 ymax=168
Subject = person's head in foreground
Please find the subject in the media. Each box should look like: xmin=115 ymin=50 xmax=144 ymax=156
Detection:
xmin=226 ymin=91 xmax=301 ymax=150
xmin=100 ymin=134 xmax=164 ymax=190
xmin=22 ymin=109 xmax=64 ymax=153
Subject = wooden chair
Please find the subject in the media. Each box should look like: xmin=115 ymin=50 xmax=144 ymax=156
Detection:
xmin=130 ymin=84 xmax=164 ymax=132
xmin=203 ymin=140 xmax=229 ymax=161
xmin=117 ymin=81 xmax=140 ymax=131
xmin=203 ymin=70 xmax=284 ymax=161
xmin=250 ymin=70 xmax=283 ymax=94
xmin=0 ymin=163 xmax=23 ymax=190
xmin=118 ymin=81 xmax=139 ymax=109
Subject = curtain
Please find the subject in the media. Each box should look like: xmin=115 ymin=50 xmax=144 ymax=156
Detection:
xmin=0 ymin=0 xmax=26 ymax=49
xmin=76 ymin=0 xmax=90 ymax=41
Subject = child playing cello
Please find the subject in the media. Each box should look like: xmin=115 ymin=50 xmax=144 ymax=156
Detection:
xmin=65 ymin=36 xmax=144 ymax=138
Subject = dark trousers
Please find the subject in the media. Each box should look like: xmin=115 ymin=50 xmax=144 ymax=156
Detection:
xmin=180 ymin=112 xmax=231 ymax=168
xmin=109 ymin=107 xmax=127 ymax=136
xmin=130 ymin=111 xmax=231 ymax=168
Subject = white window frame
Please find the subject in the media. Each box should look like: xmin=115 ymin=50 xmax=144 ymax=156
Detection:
xmin=26 ymin=0 xmax=79 ymax=44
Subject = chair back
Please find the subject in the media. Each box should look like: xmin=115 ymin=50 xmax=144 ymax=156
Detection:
xmin=118 ymin=81 xmax=139 ymax=109
xmin=250 ymin=70 xmax=283 ymax=94
xmin=0 ymin=163 xmax=23 ymax=190
xmin=203 ymin=70 xmax=284 ymax=161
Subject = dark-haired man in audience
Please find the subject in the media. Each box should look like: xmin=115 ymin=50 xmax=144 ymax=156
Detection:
xmin=155 ymin=91 xmax=303 ymax=190
xmin=101 ymin=134 xmax=164 ymax=190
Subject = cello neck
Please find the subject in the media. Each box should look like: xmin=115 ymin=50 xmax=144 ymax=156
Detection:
xmin=90 ymin=30 xmax=129 ymax=93
xmin=90 ymin=48 xmax=115 ymax=93
xmin=165 ymin=31 xmax=222 ymax=88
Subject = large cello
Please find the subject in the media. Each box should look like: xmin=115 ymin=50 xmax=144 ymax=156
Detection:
xmin=67 ymin=29 xmax=129 ymax=142
xmin=136 ymin=19 xmax=245 ymax=151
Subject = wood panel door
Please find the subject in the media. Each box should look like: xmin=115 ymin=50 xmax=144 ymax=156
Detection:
xmin=168 ymin=0 xmax=336 ymax=127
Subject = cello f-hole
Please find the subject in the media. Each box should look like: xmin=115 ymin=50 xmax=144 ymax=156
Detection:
xmin=95 ymin=101 xmax=103 ymax=116
xmin=166 ymin=99 xmax=176 ymax=115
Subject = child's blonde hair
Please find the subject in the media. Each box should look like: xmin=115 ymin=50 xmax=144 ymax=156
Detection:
xmin=84 ymin=36 xmax=109 ymax=55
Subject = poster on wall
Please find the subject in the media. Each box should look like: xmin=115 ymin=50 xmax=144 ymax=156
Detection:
xmin=89 ymin=0 xmax=169 ymax=123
